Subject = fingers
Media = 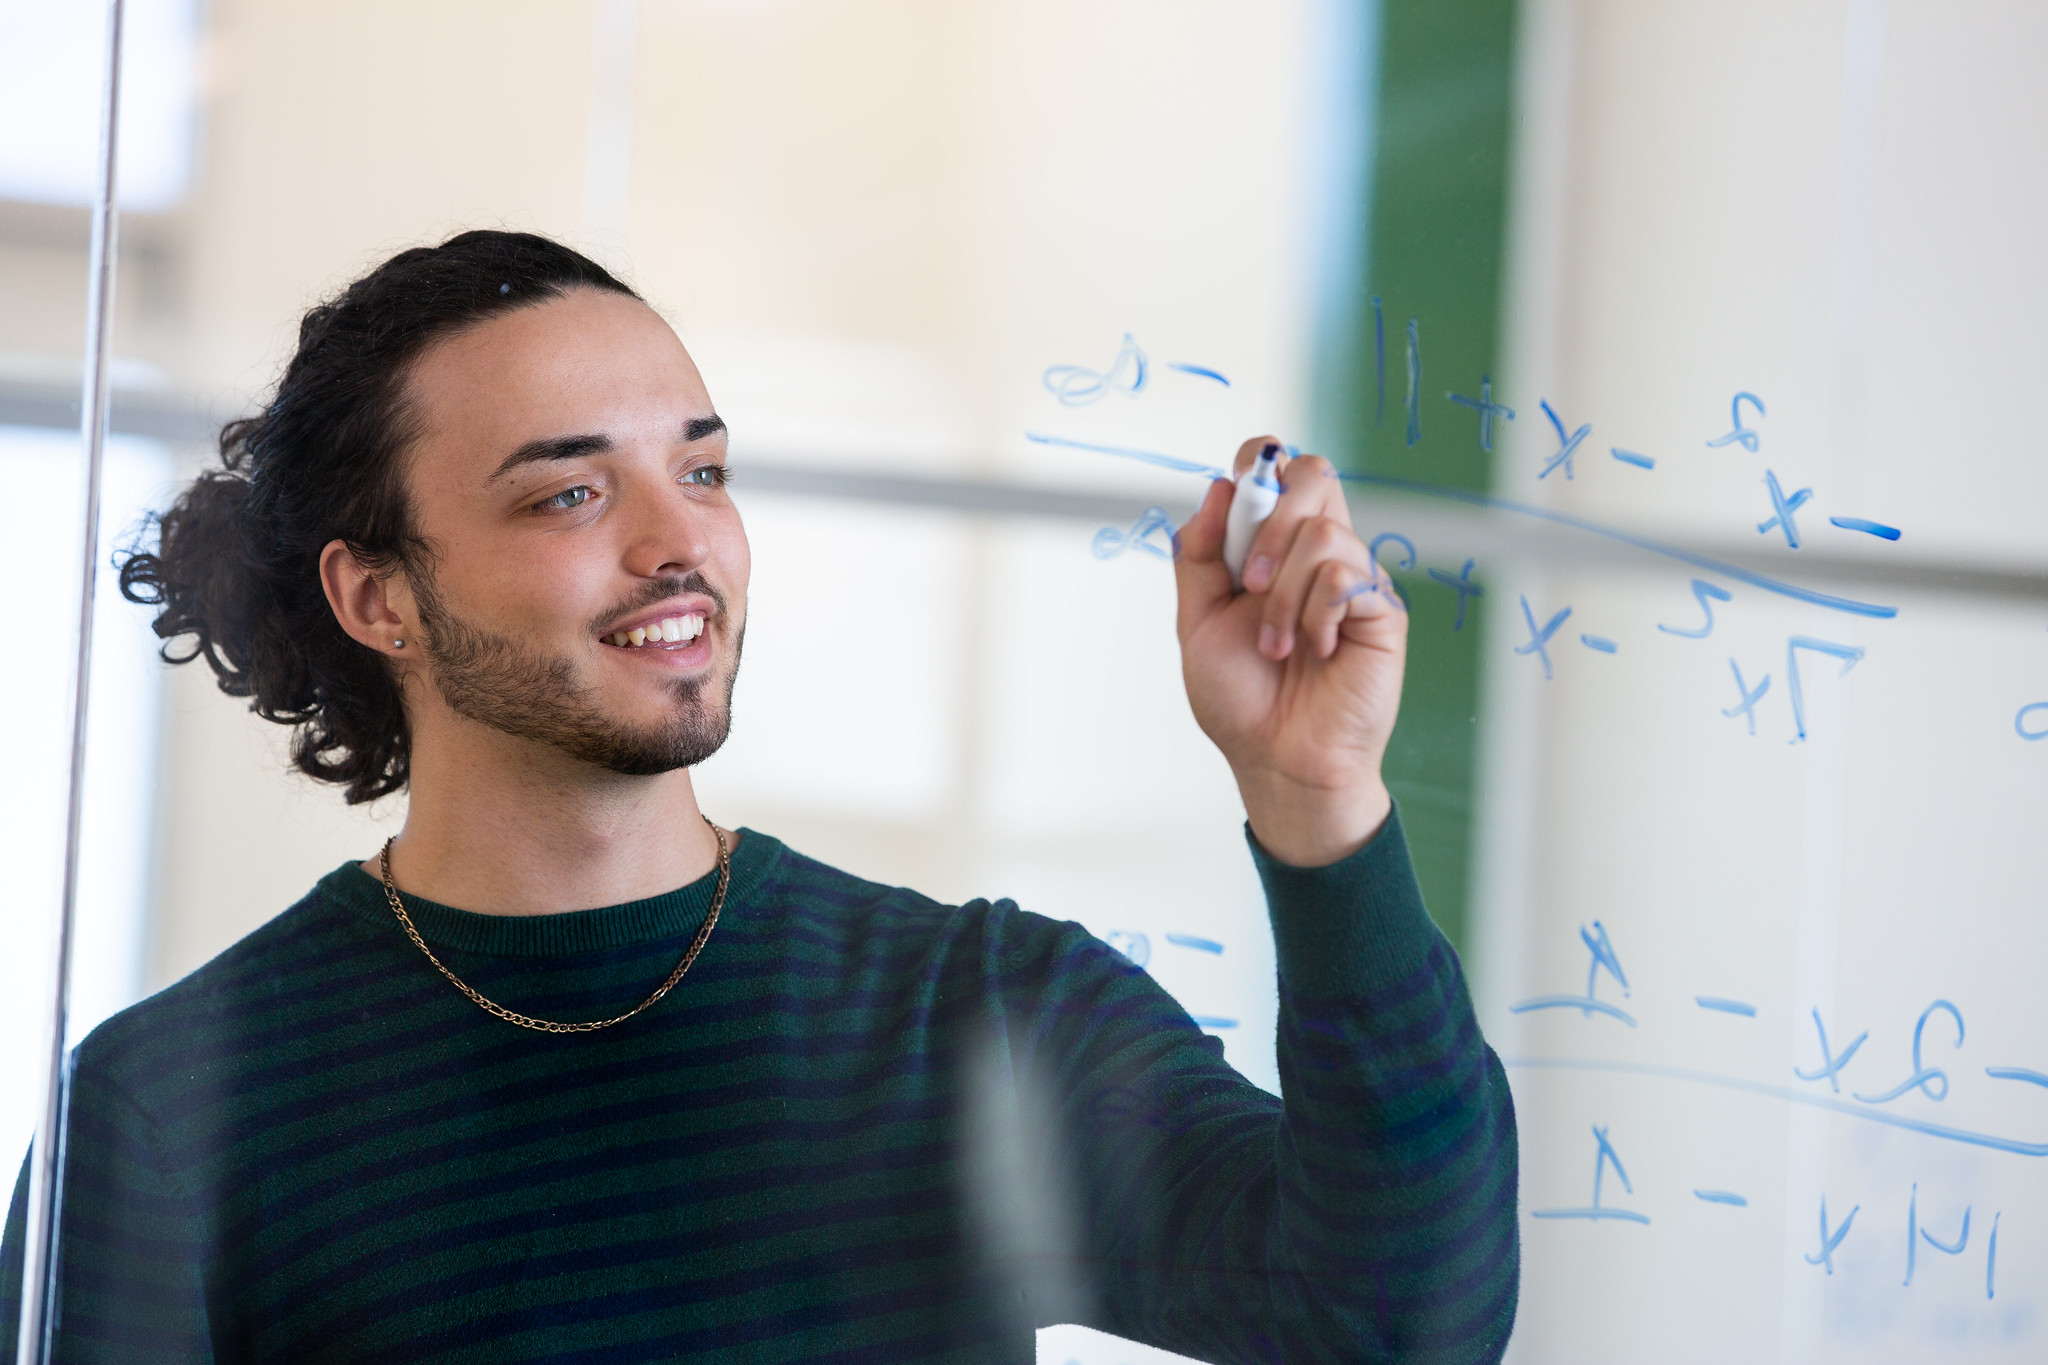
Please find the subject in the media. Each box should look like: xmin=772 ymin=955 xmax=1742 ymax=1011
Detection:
xmin=1239 ymin=453 xmax=1353 ymax=595
xmin=1303 ymin=559 xmax=1406 ymax=658
xmin=1257 ymin=515 xmax=1383 ymax=659
xmin=1173 ymin=476 xmax=1236 ymax=637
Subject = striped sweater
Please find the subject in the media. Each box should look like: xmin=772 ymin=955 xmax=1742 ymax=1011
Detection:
xmin=4 ymin=810 xmax=1518 ymax=1362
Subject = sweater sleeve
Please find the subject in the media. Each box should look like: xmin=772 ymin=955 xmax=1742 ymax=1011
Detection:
xmin=0 ymin=1065 xmax=215 ymax=1363
xmin=1008 ymin=804 xmax=1519 ymax=1364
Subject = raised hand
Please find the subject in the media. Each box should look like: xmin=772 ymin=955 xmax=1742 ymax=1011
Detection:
xmin=1174 ymin=437 xmax=1408 ymax=867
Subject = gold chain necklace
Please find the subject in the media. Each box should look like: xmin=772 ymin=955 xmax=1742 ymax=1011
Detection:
xmin=378 ymin=815 xmax=729 ymax=1033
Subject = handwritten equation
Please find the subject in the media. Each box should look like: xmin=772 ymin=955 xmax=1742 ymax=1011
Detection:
xmin=1507 ymin=919 xmax=2039 ymax=1309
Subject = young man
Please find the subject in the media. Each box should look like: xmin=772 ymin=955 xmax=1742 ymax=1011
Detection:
xmin=3 ymin=232 xmax=1517 ymax=1362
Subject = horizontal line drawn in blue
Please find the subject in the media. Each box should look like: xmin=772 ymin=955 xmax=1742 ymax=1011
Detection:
xmin=1610 ymin=448 xmax=1655 ymax=469
xmin=1166 ymin=362 xmax=1230 ymax=386
xmin=1530 ymin=1206 xmax=1651 ymax=1224
xmin=1509 ymin=995 xmax=1637 ymax=1027
xmin=1696 ymin=997 xmax=1758 ymax=1017
xmin=1502 ymin=1056 xmax=2048 ymax=1157
xmin=1190 ymin=1016 xmax=1239 ymax=1030
xmin=1988 ymin=1067 xmax=2048 ymax=1089
xmin=1829 ymin=516 xmax=1901 ymax=541
xmin=1165 ymin=933 xmax=1224 ymax=955
xmin=1580 ymin=634 xmax=1618 ymax=654
xmin=1694 ymin=1190 xmax=1749 ymax=1207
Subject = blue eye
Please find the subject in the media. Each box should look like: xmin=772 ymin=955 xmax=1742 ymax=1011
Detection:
xmin=686 ymin=465 xmax=728 ymax=487
xmin=540 ymin=486 xmax=592 ymax=510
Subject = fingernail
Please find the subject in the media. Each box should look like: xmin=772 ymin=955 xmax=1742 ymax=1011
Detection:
xmin=1245 ymin=554 xmax=1273 ymax=590
xmin=1258 ymin=624 xmax=1279 ymax=657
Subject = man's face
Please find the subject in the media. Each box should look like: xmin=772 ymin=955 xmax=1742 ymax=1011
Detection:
xmin=396 ymin=287 xmax=749 ymax=774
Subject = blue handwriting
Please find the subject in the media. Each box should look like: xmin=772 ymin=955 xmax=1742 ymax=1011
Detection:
xmin=1707 ymin=391 xmax=1766 ymax=451
xmin=1165 ymin=362 xmax=1229 ymax=387
xmin=1405 ymin=318 xmax=1422 ymax=446
xmin=1510 ymin=921 xmax=1636 ymax=1026
xmin=1165 ymin=933 xmax=1223 ymax=955
xmin=1538 ymin=399 xmax=1591 ymax=480
xmin=1787 ymin=636 xmax=1864 ymax=742
xmin=1044 ymin=333 xmax=1148 ymax=405
xmin=1531 ymin=1125 xmax=1649 ymax=1224
xmin=1091 ymin=505 xmax=1178 ymax=560
xmin=1855 ymin=1000 xmax=1965 ymax=1105
xmin=1030 ymin=432 xmax=1901 ymax=617
xmin=1447 ymin=376 xmax=1515 ymax=452
xmin=1506 ymin=1056 xmax=2048 ymax=1157
xmin=1515 ymin=596 xmax=1573 ymax=680
xmin=1581 ymin=633 xmax=1618 ymax=654
xmin=1905 ymin=1183 xmax=1973 ymax=1287
xmin=1757 ymin=470 xmax=1814 ymax=549
xmin=1659 ymin=578 xmax=1734 ymax=639
xmin=1721 ymin=659 xmax=1771 ymax=736
xmin=1695 ymin=1189 xmax=1748 ymax=1206
xmin=1611 ymin=448 xmax=1655 ymax=470
xmin=1804 ymin=1197 xmax=1859 ymax=1274
xmin=1795 ymin=1009 xmax=1870 ymax=1093
xmin=1696 ymin=997 xmax=1757 ymax=1017
xmin=1830 ymin=516 xmax=1900 ymax=541
xmin=1104 ymin=931 xmax=1150 ymax=969
xmin=2015 ymin=702 xmax=2048 ymax=740
xmin=1426 ymin=559 xmax=1484 ymax=630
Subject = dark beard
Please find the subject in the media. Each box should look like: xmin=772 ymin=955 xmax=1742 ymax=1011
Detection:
xmin=412 ymin=570 xmax=741 ymax=775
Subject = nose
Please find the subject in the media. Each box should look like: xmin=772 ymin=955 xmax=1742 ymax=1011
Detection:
xmin=619 ymin=472 xmax=715 ymax=581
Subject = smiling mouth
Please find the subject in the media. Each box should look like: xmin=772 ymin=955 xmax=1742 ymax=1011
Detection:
xmin=603 ymin=612 xmax=706 ymax=648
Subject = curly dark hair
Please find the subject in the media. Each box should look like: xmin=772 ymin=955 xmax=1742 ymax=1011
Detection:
xmin=118 ymin=230 xmax=641 ymax=804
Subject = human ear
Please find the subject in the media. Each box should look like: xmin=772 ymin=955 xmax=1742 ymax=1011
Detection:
xmin=318 ymin=539 xmax=414 ymax=657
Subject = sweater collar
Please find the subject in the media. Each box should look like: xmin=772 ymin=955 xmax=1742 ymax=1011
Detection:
xmin=319 ymin=827 xmax=782 ymax=957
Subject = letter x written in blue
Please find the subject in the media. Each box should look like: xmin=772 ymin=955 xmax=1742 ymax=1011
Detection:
xmin=1794 ymin=1008 xmax=1869 ymax=1093
xmin=1516 ymin=596 xmax=1572 ymax=679
xmin=1426 ymin=558 xmax=1484 ymax=630
xmin=1539 ymin=400 xmax=1591 ymax=480
xmin=1804 ymin=1198 xmax=1860 ymax=1275
xmin=1721 ymin=659 xmax=1770 ymax=736
xmin=1757 ymin=470 xmax=1814 ymax=548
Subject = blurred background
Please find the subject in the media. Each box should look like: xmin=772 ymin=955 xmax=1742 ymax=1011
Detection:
xmin=4 ymin=2 xmax=2046 ymax=1361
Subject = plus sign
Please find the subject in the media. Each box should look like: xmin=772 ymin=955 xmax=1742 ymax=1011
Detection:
xmin=1447 ymin=376 xmax=1516 ymax=452
xmin=1757 ymin=470 xmax=1813 ymax=548
xmin=1426 ymin=558 xmax=1484 ymax=630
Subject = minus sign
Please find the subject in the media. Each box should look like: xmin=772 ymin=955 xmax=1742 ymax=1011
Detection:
xmin=1696 ymin=997 xmax=1757 ymax=1017
xmin=1190 ymin=1016 xmax=1239 ymax=1030
xmin=1694 ymin=1190 xmax=1748 ymax=1207
xmin=1611 ymin=448 xmax=1655 ymax=469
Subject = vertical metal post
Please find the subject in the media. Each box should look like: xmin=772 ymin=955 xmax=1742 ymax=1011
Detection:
xmin=16 ymin=1 xmax=125 ymax=1360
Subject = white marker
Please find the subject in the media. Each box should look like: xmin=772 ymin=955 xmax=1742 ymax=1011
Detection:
xmin=1222 ymin=443 xmax=1283 ymax=590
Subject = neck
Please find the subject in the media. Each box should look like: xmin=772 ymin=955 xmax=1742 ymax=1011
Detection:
xmin=366 ymin=716 xmax=727 ymax=916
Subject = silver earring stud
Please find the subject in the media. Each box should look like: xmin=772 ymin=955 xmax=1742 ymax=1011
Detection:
xmin=393 ymin=639 xmax=404 ymax=648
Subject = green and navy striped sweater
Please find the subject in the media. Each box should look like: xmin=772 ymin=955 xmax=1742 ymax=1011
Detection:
xmin=4 ymin=810 xmax=1518 ymax=1362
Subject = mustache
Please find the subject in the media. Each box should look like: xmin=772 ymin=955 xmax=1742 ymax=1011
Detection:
xmin=588 ymin=571 xmax=730 ymax=635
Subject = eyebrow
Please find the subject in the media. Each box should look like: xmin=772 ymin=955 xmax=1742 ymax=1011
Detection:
xmin=490 ymin=415 xmax=727 ymax=480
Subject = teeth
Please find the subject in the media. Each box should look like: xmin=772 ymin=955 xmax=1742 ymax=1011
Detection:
xmin=608 ymin=613 xmax=709 ymax=647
